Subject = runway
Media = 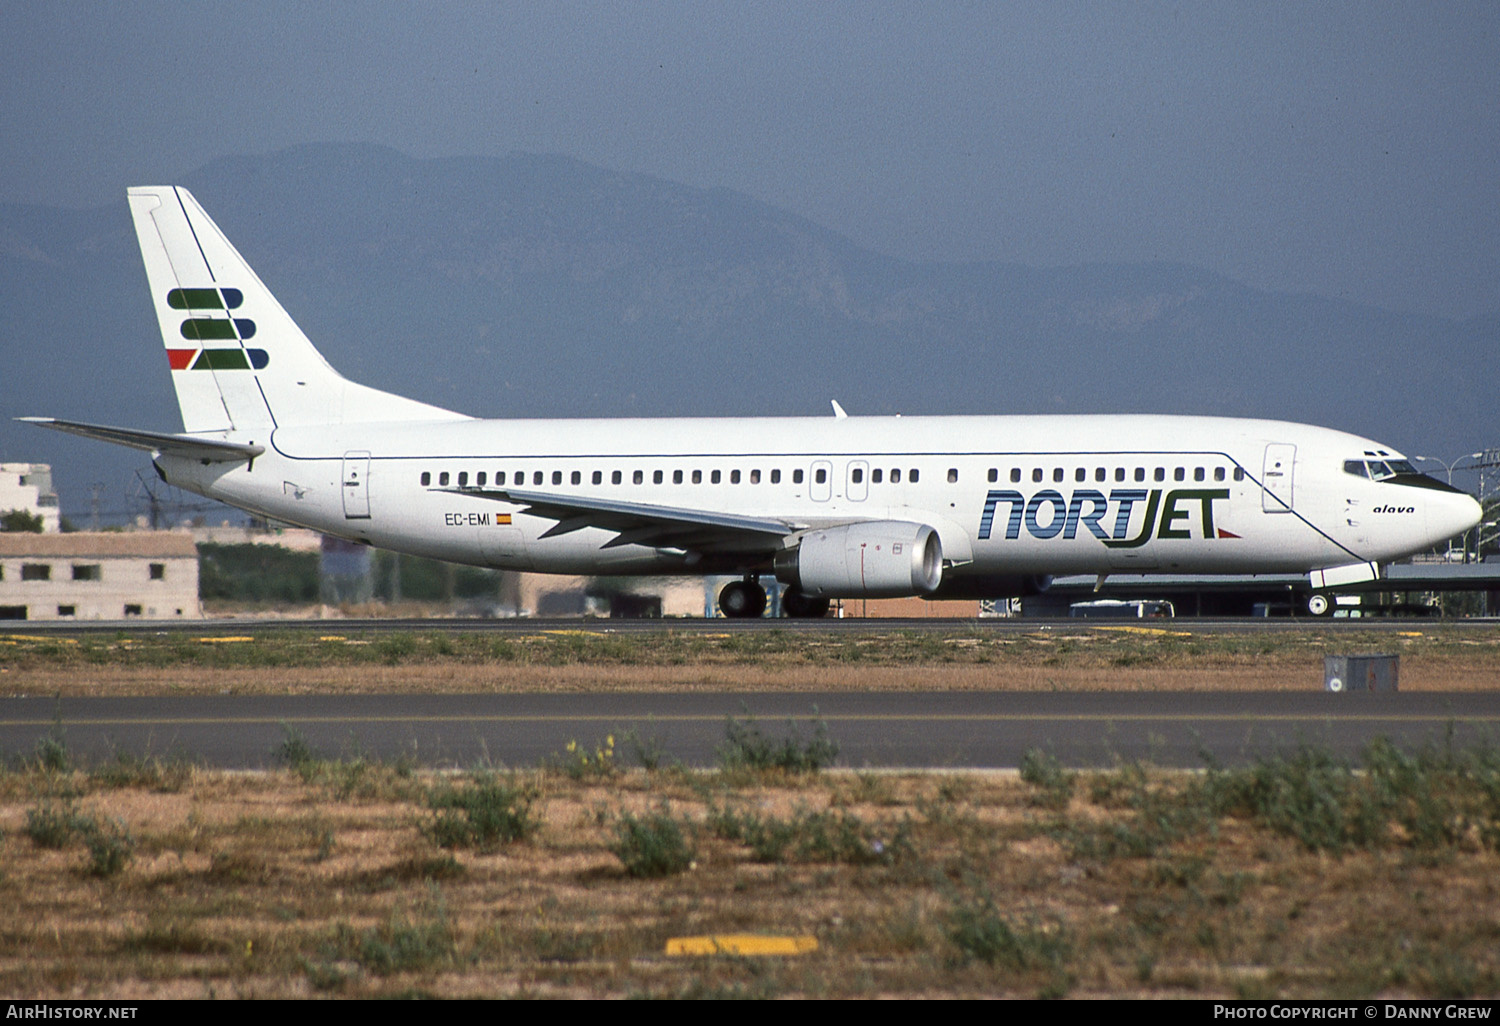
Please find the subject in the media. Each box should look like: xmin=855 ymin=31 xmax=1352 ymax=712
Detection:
xmin=11 ymin=615 xmax=1497 ymax=637
xmin=5 ymin=690 xmax=1498 ymax=770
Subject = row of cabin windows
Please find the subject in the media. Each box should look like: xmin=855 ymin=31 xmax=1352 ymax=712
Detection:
xmin=419 ymin=467 xmax=930 ymax=488
xmin=417 ymin=464 xmax=1247 ymax=489
xmin=986 ymin=466 xmax=1245 ymax=485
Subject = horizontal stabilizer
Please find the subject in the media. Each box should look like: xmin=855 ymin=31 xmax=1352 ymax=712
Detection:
xmin=18 ymin=417 xmax=265 ymax=463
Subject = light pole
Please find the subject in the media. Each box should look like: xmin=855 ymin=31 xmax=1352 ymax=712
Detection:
xmin=1413 ymin=452 xmax=1483 ymax=486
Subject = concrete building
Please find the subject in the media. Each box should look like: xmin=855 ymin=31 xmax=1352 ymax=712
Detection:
xmin=0 ymin=463 xmax=61 ymax=533
xmin=0 ymin=532 xmax=201 ymax=621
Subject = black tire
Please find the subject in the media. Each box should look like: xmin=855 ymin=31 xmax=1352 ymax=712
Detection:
xmin=781 ymin=590 xmax=831 ymax=618
xmin=719 ymin=580 xmax=767 ymax=618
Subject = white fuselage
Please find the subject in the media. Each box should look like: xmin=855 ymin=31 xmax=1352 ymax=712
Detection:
xmin=158 ymin=411 xmax=1480 ymax=592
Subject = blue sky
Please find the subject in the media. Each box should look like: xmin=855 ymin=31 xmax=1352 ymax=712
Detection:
xmin=3 ymin=1 xmax=1498 ymax=319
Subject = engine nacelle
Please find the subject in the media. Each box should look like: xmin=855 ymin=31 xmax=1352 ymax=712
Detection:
xmin=774 ymin=522 xmax=943 ymax=598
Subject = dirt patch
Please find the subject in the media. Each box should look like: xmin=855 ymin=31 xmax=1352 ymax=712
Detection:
xmin=4 ymin=758 xmax=1499 ymax=998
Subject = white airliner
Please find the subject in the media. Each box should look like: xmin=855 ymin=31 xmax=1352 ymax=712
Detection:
xmin=23 ymin=187 xmax=1482 ymax=617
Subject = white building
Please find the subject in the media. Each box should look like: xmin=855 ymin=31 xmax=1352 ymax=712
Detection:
xmin=0 ymin=463 xmax=61 ymax=533
xmin=0 ymin=532 xmax=201 ymax=621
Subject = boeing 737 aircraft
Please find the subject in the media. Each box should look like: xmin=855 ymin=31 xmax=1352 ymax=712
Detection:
xmin=23 ymin=187 xmax=1482 ymax=616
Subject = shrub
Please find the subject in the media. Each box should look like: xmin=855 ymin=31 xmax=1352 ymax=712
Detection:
xmin=718 ymin=711 xmax=838 ymax=773
xmin=1019 ymin=748 xmax=1074 ymax=809
xmin=611 ymin=804 xmax=695 ymax=878
xmin=426 ymin=773 xmax=540 ymax=851
xmin=81 ymin=817 xmax=134 ymax=877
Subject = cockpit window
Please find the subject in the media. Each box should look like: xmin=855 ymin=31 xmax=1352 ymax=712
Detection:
xmin=1347 ymin=458 xmax=1418 ymax=481
xmin=1345 ymin=457 xmax=1464 ymax=492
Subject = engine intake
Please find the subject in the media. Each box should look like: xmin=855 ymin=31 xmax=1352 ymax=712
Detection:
xmin=774 ymin=522 xmax=942 ymax=598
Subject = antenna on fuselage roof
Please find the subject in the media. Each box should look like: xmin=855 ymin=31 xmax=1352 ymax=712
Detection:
xmin=830 ymin=400 xmax=848 ymax=419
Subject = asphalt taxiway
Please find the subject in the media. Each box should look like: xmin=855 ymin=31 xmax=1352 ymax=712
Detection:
xmin=5 ymin=690 xmax=1498 ymax=770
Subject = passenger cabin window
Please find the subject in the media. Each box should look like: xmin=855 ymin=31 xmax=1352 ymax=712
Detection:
xmin=1032 ymin=468 xmax=1043 ymax=483
xmin=693 ymin=470 xmax=703 ymax=484
xmin=1053 ymin=468 xmax=1064 ymax=483
xmin=1095 ymin=468 xmax=1106 ymax=482
xmin=871 ymin=469 xmax=882 ymax=484
xmin=910 ymin=469 xmax=920 ymax=483
xmin=1193 ymin=468 xmax=1205 ymax=482
xmin=497 ymin=471 xmax=507 ymax=486
xmin=593 ymin=471 xmax=603 ymax=485
xmin=890 ymin=469 xmax=900 ymax=484
xmin=1233 ymin=468 xmax=1245 ymax=481
xmin=674 ymin=470 xmax=683 ymax=484
xmin=477 ymin=472 xmax=487 ymax=487
xmin=852 ymin=468 xmax=863 ymax=484
xmin=458 ymin=472 xmax=468 ymax=487
xmin=653 ymin=470 xmax=663 ymax=484
xmin=1075 ymin=468 xmax=1086 ymax=482
xmin=533 ymin=471 xmax=543 ymax=485
xmin=793 ymin=469 xmax=804 ymax=484
xmin=771 ymin=469 xmax=781 ymax=484
xmin=1115 ymin=468 xmax=1126 ymax=482
xmin=1010 ymin=469 xmax=1021 ymax=483
xmin=712 ymin=470 xmax=722 ymax=484
xmin=633 ymin=470 xmax=644 ymax=484
xmin=439 ymin=472 xmax=450 ymax=486
xmin=572 ymin=471 xmax=581 ymax=485
xmin=1154 ymin=468 xmax=1165 ymax=482
xmin=1134 ymin=468 xmax=1145 ymax=482
xmin=730 ymin=470 xmax=741 ymax=484
xmin=612 ymin=471 xmax=622 ymax=485
xmin=1214 ymin=467 xmax=1226 ymax=482
xmin=750 ymin=469 xmax=760 ymax=484
xmin=814 ymin=468 xmax=826 ymax=484
xmin=988 ymin=468 xmax=998 ymax=482
xmin=948 ymin=468 xmax=958 ymax=483
xmin=420 ymin=472 xmax=431 ymax=486
xmin=1174 ymin=468 xmax=1185 ymax=482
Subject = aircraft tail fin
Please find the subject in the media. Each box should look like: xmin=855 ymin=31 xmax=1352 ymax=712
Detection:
xmin=127 ymin=186 xmax=466 ymax=434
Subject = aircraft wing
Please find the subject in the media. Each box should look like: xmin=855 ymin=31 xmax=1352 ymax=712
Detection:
xmin=436 ymin=486 xmax=798 ymax=553
xmin=18 ymin=418 xmax=265 ymax=463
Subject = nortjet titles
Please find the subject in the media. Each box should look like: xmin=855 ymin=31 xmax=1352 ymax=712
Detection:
xmin=978 ymin=488 xmax=1233 ymax=547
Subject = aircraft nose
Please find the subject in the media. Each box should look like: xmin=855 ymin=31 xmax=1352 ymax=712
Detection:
xmin=1431 ymin=492 xmax=1483 ymax=547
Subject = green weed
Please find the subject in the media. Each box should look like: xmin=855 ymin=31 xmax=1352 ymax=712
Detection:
xmin=717 ymin=711 xmax=838 ymax=773
xmin=611 ymin=803 xmax=695 ymax=878
xmin=425 ymin=772 xmax=540 ymax=851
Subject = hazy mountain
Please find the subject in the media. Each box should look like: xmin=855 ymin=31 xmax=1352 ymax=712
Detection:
xmin=2 ymin=143 xmax=1493 ymax=521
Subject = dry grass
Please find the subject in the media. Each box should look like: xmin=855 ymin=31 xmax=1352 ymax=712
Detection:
xmin=4 ymin=624 xmax=1500 ymax=695
xmin=3 ymin=744 xmax=1500 ymax=999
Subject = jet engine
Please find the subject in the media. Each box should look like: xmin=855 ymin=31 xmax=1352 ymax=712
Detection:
xmin=774 ymin=522 xmax=942 ymax=598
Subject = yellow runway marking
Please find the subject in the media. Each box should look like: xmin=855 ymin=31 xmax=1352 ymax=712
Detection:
xmin=666 ymin=935 xmax=817 ymax=956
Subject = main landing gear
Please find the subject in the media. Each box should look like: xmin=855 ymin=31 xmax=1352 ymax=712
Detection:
xmin=781 ymin=589 xmax=831 ymax=619
xmin=718 ymin=577 xmax=833 ymax=619
xmin=718 ymin=578 xmax=768 ymax=619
